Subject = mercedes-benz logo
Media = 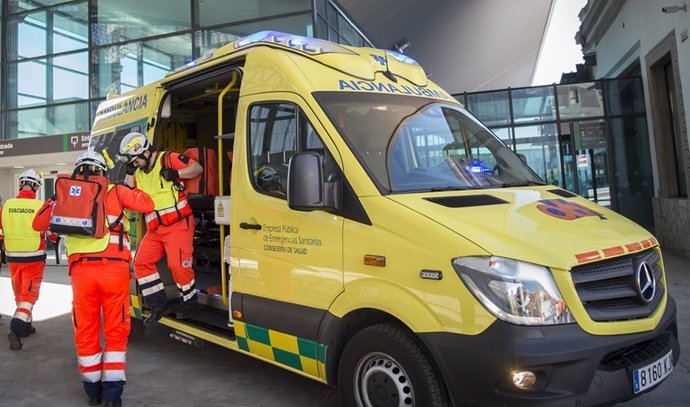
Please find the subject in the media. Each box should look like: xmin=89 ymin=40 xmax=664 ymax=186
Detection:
xmin=635 ymin=261 xmax=657 ymax=303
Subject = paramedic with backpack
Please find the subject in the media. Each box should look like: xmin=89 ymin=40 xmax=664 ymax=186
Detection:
xmin=118 ymin=132 xmax=202 ymax=325
xmin=33 ymin=151 xmax=154 ymax=407
xmin=0 ymin=169 xmax=46 ymax=350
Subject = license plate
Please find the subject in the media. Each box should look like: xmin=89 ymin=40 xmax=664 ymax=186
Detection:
xmin=632 ymin=350 xmax=674 ymax=394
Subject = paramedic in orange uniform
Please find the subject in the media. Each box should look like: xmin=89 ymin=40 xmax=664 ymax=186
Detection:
xmin=0 ymin=169 xmax=46 ymax=350
xmin=33 ymin=151 xmax=154 ymax=407
xmin=118 ymin=132 xmax=202 ymax=325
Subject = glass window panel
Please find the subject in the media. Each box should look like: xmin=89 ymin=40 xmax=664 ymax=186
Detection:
xmin=315 ymin=0 xmax=327 ymax=18
xmin=514 ymin=123 xmax=559 ymax=185
xmin=557 ymin=82 xmax=604 ymax=119
xmin=94 ymin=34 xmax=192 ymax=98
xmin=7 ymin=3 xmax=87 ymax=61
xmin=466 ymin=91 xmax=510 ymax=126
xmin=611 ymin=116 xmax=654 ymax=230
xmin=326 ymin=3 xmax=338 ymax=27
xmin=337 ymin=14 xmax=357 ymax=46
xmin=7 ymin=0 xmax=74 ymax=14
xmin=52 ymin=2 xmax=88 ymax=53
xmin=17 ymin=60 xmax=48 ymax=107
xmin=197 ymin=13 xmax=311 ymax=55
xmin=92 ymin=0 xmax=191 ymax=46
xmin=13 ymin=11 xmax=48 ymax=59
xmin=605 ymin=77 xmax=645 ymax=116
xmin=53 ymin=52 xmax=89 ymax=102
xmin=512 ymin=86 xmax=555 ymax=123
xmin=316 ymin=16 xmax=328 ymax=40
xmin=17 ymin=102 xmax=91 ymax=138
xmin=199 ymin=0 xmax=311 ymax=27
xmin=491 ymin=127 xmax=513 ymax=149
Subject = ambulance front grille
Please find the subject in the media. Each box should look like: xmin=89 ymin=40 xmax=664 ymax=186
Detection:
xmin=571 ymin=249 xmax=663 ymax=322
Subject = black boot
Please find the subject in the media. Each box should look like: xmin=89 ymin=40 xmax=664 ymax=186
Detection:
xmin=103 ymin=398 xmax=122 ymax=407
xmin=8 ymin=330 xmax=22 ymax=350
xmin=143 ymin=305 xmax=170 ymax=326
xmin=87 ymin=396 xmax=102 ymax=406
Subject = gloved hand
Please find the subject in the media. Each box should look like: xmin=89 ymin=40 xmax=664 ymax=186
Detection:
xmin=125 ymin=163 xmax=137 ymax=176
xmin=160 ymin=168 xmax=179 ymax=182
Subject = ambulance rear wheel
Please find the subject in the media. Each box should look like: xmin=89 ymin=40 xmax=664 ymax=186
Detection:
xmin=129 ymin=316 xmax=146 ymax=341
xmin=338 ymin=323 xmax=449 ymax=407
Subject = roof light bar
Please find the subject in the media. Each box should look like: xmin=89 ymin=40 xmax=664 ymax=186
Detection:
xmin=234 ymin=31 xmax=355 ymax=55
xmin=385 ymin=50 xmax=419 ymax=66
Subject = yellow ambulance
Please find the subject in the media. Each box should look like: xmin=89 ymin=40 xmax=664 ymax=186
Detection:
xmin=88 ymin=31 xmax=679 ymax=407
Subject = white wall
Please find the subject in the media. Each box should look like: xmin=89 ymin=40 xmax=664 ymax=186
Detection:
xmin=587 ymin=0 xmax=690 ymax=194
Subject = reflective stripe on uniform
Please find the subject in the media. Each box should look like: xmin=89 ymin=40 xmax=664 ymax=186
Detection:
xmin=144 ymin=200 xmax=189 ymax=224
xmin=78 ymin=352 xmax=103 ymax=383
xmin=102 ymin=351 xmax=127 ymax=382
xmin=5 ymin=249 xmax=46 ymax=257
xmin=177 ymin=280 xmax=196 ymax=302
xmin=138 ymin=272 xmax=165 ymax=296
xmin=13 ymin=308 xmax=32 ymax=322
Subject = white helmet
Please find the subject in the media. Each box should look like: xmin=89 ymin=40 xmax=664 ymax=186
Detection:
xmin=19 ymin=169 xmax=42 ymax=189
xmin=118 ymin=132 xmax=150 ymax=163
xmin=76 ymin=150 xmax=108 ymax=172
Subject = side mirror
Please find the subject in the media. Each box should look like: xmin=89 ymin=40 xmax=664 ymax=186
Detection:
xmin=287 ymin=152 xmax=341 ymax=212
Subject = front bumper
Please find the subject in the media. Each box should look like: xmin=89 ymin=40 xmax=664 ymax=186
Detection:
xmin=420 ymin=296 xmax=679 ymax=407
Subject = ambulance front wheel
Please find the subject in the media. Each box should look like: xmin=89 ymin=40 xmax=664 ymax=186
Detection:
xmin=338 ymin=323 xmax=449 ymax=407
xmin=129 ymin=316 xmax=146 ymax=341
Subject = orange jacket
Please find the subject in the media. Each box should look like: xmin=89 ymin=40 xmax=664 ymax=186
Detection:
xmin=33 ymin=184 xmax=154 ymax=265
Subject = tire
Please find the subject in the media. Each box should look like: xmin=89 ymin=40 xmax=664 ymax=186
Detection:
xmin=338 ymin=323 xmax=450 ymax=407
xmin=129 ymin=316 xmax=146 ymax=341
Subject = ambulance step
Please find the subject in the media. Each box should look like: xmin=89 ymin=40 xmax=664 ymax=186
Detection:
xmin=177 ymin=303 xmax=235 ymax=337
xmin=169 ymin=330 xmax=205 ymax=349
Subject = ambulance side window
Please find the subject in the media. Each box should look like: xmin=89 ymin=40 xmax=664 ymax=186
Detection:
xmin=249 ymin=103 xmax=327 ymax=199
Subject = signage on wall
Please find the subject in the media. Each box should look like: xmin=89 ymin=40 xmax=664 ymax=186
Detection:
xmin=0 ymin=132 xmax=90 ymax=158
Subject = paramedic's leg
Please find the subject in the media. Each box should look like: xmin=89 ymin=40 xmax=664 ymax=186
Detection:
xmin=8 ymin=261 xmax=44 ymax=349
xmin=163 ymin=217 xmax=197 ymax=318
xmin=71 ymin=262 xmax=104 ymax=404
xmin=134 ymin=229 xmax=169 ymax=324
xmin=100 ymin=262 xmax=130 ymax=403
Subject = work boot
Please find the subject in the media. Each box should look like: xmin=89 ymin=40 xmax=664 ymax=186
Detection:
xmin=103 ymin=398 xmax=122 ymax=407
xmin=175 ymin=306 xmax=195 ymax=320
xmin=87 ymin=396 xmax=102 ymax=406
xmin=8 ymin=330 xmax=22 ymax=350
xmin=143 ymin=305 xmax=170 ymax=326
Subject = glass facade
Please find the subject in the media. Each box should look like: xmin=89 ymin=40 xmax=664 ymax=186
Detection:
xmin=459 ymin=77 xmax=654 ymax=231
xmin=0 ymin=0 xmax=370 ymax=141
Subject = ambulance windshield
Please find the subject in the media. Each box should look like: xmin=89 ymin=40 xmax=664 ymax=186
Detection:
xmin=314 ymin=92 xmax=544 ymax=193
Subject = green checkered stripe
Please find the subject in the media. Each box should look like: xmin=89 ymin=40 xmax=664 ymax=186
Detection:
xmin=234 ymin=321 xmax=327 ymax=378
xmin=130 ymin=295 xmax=143 ymax=319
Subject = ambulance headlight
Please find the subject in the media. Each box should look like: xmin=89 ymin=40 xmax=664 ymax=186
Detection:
xmin=452 ymin=257 xmax=574 ymax=325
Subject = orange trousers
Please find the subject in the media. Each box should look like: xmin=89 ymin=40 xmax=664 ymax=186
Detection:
xmin=8 ymin=261 xmax=45 ymax=324
xmin=134 ymin=217 xmax=196 ymax=310
xmin=71 ymin=260 xmax=130 ymax=394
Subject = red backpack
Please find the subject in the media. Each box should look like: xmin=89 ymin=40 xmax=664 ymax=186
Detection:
xmin=49 ymin=172 xmax=108 ymax=238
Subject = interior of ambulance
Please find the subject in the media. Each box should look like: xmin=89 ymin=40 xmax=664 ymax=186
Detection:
xmin=149 ymin=65 xmax=245 ymax=336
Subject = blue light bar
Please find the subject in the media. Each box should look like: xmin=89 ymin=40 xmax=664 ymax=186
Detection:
xmin=385 ymin=50 xmax=419 ymax=66
xmin=234 ymin=31 xmax=355 ymax=55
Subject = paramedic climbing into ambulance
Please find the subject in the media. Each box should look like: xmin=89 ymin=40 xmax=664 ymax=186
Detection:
xmin=33 ymin=151 xmax=154 ymax=407
xmin=118 ymin=131 xmax=202 ymax=325
xmin=0 ymin=169 xmax=46 ymax=350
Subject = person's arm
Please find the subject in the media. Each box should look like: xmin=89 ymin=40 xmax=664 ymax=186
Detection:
xmin=32 ymin=198 xmax=55 ymax=232
xmin=116 ymin=184 xmax=155 ymax=213
xmin=162 ymin=152 xmax=203 ymax=180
